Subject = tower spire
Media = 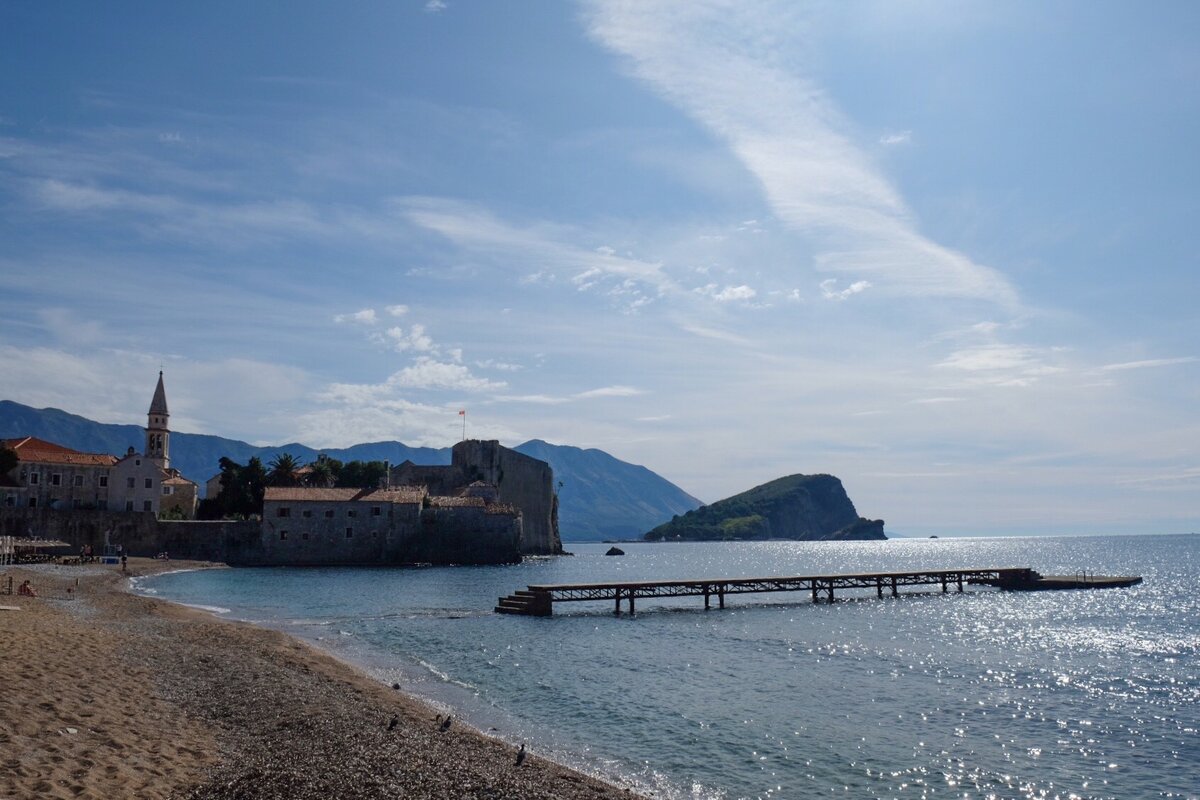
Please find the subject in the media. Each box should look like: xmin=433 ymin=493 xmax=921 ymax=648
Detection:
xmin=146 ymin=371 xmax=170 ymax=467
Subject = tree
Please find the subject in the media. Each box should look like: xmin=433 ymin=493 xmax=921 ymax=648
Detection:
xmin=267 ymin=453 xmax=303 ymax=487
xmin=336 ymin=460 xmax=389 ymax=488
xmin=304 ymin=456 xmax=341 ymax=488
xmin=0 ymin=445 xmax=17 ymax=477
xmin=201 ymin=456 xmax=268 ymax=519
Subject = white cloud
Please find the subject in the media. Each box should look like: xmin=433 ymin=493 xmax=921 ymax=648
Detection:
xmin=398 ymin=197 xmax=673 ymax=306
xmin=584 ymin=1 xmax=1017 ymax=304
xmin=425 ymin=0 xmax=447 ymax=12
xmin=334 ymin=308 xmax=378 ymax=325
xmin=575 ymin=385 xmax=644 ymax=399
xmin=695 ymin=283 xmax=757 ymax=303
xmin=1100 ymin=357 xmax=1196 ymax=372
xmin=879 ymin=130 xmax=912 ymax=146
xmin=820 ymin=278 xmax=871 ymax=300
xmin=385 ymin=304 xmax=409 ymax=317
xmin=390 ymin=357 xmax=505 ymax=391
xmin=383 ymin=324 xmax=435 ymax=353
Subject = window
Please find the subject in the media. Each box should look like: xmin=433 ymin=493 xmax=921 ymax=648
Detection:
xmin=345 ymin=527 xmax=353 ymax=539
xmin=28 ymin=473 xmax=39 ymax=485
xmin=371 ymin=506 xmax=381 ymax=517
xmin=163 ymin=485 xmax=173 ymax=495
xmin=280 ymin=530 xmax=288 ymax=541
xmin=73 ymin=475 xmax=84 ymax=487
xmin=143 ymin=500 xmax=152 ymax=511
xmin=99 ymin=476 xmax=108 ymax=488
xmin=301 ymin=532 xmax=309 ymax=540
xmin=347 ymin=509 xmax=357 ymax=518
xmin=144 ymin=478 xmax=153 ymax=489
xmin=52 ymin=473 xmax=62 ymax=486
xmin=135 ymin=459 xmax=141 ymax=466
xmin=324 ymin=509 xmax=334 ymax=519
xmin=277 ymin=507 xmax=291 ymax=518
xmin=302 ymin=510 xmax=312 ymax=518
xmin=29 ymin=497 xmax=38 ymax=508
xmin=126 ymin=500 xmax=134 ymax=511
xmin=127 ymin=477 xmax=135 ymax=489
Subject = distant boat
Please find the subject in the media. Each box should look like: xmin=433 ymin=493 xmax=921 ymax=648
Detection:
xmin=929 ymin=535 xmax=939 ymax=539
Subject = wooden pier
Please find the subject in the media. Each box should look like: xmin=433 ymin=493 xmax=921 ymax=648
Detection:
xmin=495 ymin=567 xmax=1142 ymax=617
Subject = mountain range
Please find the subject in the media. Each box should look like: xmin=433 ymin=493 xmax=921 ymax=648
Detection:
xmin=0 ymin=400 xmax=701 ymax=541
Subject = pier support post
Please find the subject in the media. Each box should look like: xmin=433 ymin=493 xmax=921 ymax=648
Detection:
xmin=957 ymin=575 xmax=964 ymax=593
xmin=941 ymin=577 xmax=948 ymax=594
xmin=811 ymin=583 xmax=818 ymax=604
xmin=614 ymin=589 xmax=622 ymax=616
xmin=876 ymin=578 xmax=883 ymax=599
xmin=704 ymin=589 xmax=710 ymax=610
xmin=718 ymin=587 xmax=725 ymax=609
xmin=628 ymin=593 xmax=635 ymax=616
xmin=891 ymin=577 xmax=898 ymax=597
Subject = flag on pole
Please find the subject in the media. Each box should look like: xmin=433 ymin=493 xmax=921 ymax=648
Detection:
xmin=459 ymin=410 xmax=466 ymax=416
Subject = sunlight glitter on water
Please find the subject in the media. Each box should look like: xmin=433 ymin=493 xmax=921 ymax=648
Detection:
xmin=142 ymin=535 xmax=1200 ymax=799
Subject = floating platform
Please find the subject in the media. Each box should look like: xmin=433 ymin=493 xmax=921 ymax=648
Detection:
xmin=495 ymin=567 xmax=1142 ymax=616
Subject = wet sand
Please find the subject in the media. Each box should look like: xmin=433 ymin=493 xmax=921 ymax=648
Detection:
xmin=0 ymin=560 xmax=635 ymax=799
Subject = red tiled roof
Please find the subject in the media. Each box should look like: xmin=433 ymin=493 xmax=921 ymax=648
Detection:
xmin=264 ymin=487 xmax=364 ymax=502
xmin=361 ymin=487 xmax=426 ymax=504
xmin=264 ymin=486 xmax=428 ymax=504
xmin=3 ymin=437 xmax=117 ymax=467
xmin=162 ymin=476 xmax=196 ymax=486
xmin=427 ymin=495 xmax=486 ymax=508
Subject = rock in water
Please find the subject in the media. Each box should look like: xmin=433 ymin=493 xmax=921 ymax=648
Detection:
xmin=604 ymin=546 xmax=625 ymax=556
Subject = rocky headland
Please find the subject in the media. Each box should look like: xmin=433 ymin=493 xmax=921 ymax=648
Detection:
xmin=643 ymin=473 xmax=886 ymax=542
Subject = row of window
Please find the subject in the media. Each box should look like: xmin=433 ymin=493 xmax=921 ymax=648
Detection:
xmin=6 ymin=497 xmax=152 ymax=511
xmin=25 ymin=473 xmax=158 ymax=490
xmin=279 ymin=528 xmax=359 ymax=541
xmin=275 ymin=506 xmax=385 ymax=519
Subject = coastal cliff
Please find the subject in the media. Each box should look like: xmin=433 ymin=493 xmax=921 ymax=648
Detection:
xmin=644 ymin=474 xmax=886 ymax=542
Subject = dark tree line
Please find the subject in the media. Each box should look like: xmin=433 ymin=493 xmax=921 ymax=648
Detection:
xmin=196 ymin=454 xmax=390 ymax=520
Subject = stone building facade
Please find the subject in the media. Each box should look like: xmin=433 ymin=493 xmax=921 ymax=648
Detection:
xmin=391 ymin=439 xmax=562 ymax=555
xmin=259 ymin=485 xmax=521 ymax=565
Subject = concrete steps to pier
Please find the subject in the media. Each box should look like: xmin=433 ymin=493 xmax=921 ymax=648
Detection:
xmin=495 ymin=589 xmax=551 ymax=616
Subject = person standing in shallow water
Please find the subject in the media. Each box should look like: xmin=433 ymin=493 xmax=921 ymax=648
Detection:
xmin=121 ymin=553 xmax=127 ymax=572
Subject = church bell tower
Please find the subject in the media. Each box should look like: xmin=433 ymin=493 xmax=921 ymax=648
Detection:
xmin=146 ymin=371 xmax=170 ymax=468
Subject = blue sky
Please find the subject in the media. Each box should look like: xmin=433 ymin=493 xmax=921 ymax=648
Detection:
xmin=2 ymin=1 xmax=1197 ymax=536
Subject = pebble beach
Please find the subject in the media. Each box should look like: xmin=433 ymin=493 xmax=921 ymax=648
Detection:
xmin=0 ymin=559 xmax=633 ymax=799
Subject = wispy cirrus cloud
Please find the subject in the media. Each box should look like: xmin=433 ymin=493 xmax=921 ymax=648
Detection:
xmin=583 ymin=0 xmax=1017 ymax=305
xmin=1100 ymin=357 xmax=1196 ymax=371
xmin=397 ymin=196 xmax=672 ymax=311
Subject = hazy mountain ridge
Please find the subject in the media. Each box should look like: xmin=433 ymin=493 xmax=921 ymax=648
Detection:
xmin=0 ymin=400 xmax=701 ymax=541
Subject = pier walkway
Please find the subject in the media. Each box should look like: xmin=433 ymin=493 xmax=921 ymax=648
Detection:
xmin=495 ymin=567 xmax=1141 ymax=616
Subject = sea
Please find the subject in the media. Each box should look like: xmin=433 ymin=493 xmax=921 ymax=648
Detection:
xmin=135 ymin=535 xmax=1200 ymax=800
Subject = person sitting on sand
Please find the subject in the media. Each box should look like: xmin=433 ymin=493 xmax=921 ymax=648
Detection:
xmin=18 ymin=580 xmax=37 ymax=597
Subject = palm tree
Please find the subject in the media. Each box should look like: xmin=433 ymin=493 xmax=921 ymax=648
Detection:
xmin=267 ymin=453 xmax=303 ymax=487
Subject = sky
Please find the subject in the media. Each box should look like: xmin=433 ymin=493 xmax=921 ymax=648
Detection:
xmin=1 ymin=1 xmax=1197 ymax=536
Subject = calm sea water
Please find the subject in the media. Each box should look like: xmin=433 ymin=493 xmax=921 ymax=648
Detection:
xmin=138 ymin=535 xmax=1200 ymax=800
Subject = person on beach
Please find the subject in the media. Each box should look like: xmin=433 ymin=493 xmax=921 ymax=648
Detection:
xmin=121 ymin=553 xmax=128 ymax=572
xmin=18 ymin=579 xmax=37 ymax=597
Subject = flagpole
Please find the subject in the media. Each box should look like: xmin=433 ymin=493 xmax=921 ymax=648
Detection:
xmin=460 ymin=409 xmax=466 ymax=441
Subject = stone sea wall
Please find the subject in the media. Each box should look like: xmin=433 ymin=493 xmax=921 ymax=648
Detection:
xmin=0 ymin=506 xmax=520 ymax=566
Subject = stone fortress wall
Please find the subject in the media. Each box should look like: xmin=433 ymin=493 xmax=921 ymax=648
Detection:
xmin=391 ymin=439 xmax=562 ymax=556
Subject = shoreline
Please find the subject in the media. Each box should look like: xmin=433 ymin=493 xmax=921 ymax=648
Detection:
xmin=1 ymin=558 xmax=639 ymax=799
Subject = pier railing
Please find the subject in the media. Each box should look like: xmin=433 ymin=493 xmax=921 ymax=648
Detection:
xmin=497 ymin=567 xmax=1036 ymax=617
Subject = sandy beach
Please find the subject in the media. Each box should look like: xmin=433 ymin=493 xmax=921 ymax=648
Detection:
xmin=1 ymin=560 xmax=634 ymax=799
